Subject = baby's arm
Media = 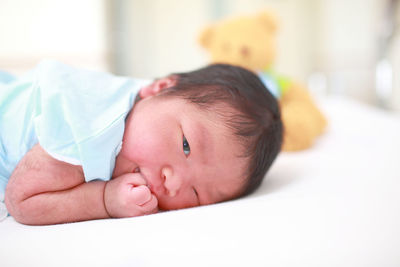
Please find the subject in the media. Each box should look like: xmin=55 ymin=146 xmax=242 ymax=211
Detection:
xmin=5 ymin=144 xmax=108 ymax=225
xmin=5 ymin=144 xmax=158 ymax=225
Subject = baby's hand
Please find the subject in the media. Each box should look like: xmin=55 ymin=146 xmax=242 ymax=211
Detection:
xmin=104 ymin=173 xmax=158 ymax=218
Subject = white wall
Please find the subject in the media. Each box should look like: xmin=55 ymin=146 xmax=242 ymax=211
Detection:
xmin=113 ymin=0 xmax=400 ymax=110
xmin=113 ymin=0 xmax=317 ymax=81
xmin=391 ymin=34 xmax=400 ymax=111
xmin=1 ymin=0 xmax=399 ymax=111
xmin=313 ymin=0 xmax=381 ymax=103
xmin=0 ymin=0 xmax=108 ymax=74
xmin=109 ymin=0 xmax=211 ymax=79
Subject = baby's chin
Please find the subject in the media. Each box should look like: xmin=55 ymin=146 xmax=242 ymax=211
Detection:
xmin=156 ymin=194 xmax=200 ymax=211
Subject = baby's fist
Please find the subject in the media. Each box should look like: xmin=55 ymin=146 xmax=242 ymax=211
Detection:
xmin=104 ymin=173 xmax=158 ymax=218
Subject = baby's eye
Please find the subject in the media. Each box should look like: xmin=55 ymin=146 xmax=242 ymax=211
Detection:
xmin=183 ymin=135 xmax=191 ymax=156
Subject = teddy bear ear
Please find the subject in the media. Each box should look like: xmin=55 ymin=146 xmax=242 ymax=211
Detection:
xmin=257 ymin=11 xmax=278 ymax=33
xmin=198 ymin=25 xmax=215 ymax=49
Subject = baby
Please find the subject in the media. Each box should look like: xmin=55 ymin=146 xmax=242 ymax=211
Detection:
xmin=0 ymin=60 xmax=282 ymax=225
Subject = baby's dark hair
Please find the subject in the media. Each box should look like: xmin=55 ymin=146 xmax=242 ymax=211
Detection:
xmin=161 ymin=64 xmax=283 ymax=197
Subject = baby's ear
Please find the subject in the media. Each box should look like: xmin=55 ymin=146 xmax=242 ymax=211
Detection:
xmin=139 ymin=76 xmax=178 ymax=99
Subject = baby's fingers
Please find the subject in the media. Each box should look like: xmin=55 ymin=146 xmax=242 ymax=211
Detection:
xmin=141 ymin=194 xmax=158 ymax=215
xmin=130 ymin=185 xmax=152 ymax=206
xmin=120 ymin=172 xmax=147 ymax=186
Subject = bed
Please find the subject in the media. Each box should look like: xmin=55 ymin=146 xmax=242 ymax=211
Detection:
xmin=1 ymin=96 xmax=399 ymax=267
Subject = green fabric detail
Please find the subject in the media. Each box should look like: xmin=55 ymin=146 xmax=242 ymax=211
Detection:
xmin=264 ymin=69 xmax=292 ymax=96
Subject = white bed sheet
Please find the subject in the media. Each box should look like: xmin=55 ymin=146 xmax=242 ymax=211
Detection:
xmin=1 ymin=96 xmax=399 ymax=267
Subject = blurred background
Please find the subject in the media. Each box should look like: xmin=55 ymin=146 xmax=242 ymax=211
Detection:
xmin=1 ymin=0 xmax=399 ymax=112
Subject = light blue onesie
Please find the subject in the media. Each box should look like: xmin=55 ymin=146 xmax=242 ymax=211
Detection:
xmin=0 ymin=60 xmax=150 ymax=211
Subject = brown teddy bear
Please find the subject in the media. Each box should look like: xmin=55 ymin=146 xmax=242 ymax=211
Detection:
xmin=199 ymin=11 xmax=327 ymax=151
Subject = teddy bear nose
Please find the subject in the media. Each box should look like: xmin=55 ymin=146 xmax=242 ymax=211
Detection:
xmin=240 ymin=46 xmax=250 ymax=58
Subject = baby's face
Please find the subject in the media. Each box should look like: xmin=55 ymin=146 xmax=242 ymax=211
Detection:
xmin=113 ymin=95 xmax=247 ymax=210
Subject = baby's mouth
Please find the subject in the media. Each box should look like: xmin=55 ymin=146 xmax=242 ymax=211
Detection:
xmin=132 ymin=167 xmax=156 ymax=193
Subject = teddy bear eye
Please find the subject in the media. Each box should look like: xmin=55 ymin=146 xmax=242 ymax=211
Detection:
xmin=241 ymin=46 xmax=250 ymax=57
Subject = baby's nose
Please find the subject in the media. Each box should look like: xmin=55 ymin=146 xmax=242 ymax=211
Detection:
xmin=161 ymin=166 xmax=182 ymax=197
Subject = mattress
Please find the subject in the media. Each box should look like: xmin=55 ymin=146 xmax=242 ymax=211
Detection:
xmin=1 ymin=96 xmax=399 ymax=267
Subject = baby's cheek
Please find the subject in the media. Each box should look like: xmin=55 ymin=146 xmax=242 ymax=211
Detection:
xmin=122 ymin=134 xmax=166 ymax=165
